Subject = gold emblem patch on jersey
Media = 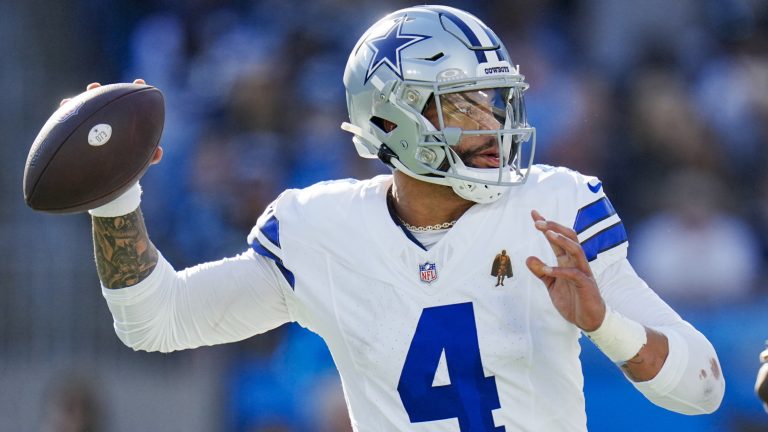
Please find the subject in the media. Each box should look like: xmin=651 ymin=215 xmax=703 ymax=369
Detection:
xmin=490 ymin=250 xmax=513 ymax=287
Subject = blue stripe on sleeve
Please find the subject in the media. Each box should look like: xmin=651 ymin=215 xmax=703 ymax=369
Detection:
xmin=580 ymin=222 xmax=628 ymax=262
xmin=250 ymin=240 xmax=295 ymax=289
xmin=573 ymin=197 xmax=616 ymax=234
xmin=259 ymin=215 xmax=281 ymax=248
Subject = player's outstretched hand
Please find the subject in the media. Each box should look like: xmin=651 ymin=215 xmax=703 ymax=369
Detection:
xmin=525 ymin=210 xmax=606 ymax=332
xmin=59 ymin=79 xmax=163 ymax=165
xmin=756 ymin=347 xmax=768 ymax=411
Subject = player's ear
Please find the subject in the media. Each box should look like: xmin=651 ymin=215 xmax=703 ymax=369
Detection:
xmin=382 ymin=119 xmax=397 ymax=132
xmin=371 ymin=116 xmax=397 ymax=133
xmin=371 ymin=117 xmax=397 ymax=133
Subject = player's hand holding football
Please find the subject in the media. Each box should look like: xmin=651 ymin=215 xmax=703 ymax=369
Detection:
xmin=24 ymin=76 xmax=165 ymax=213
xmin=525 ymin=209 xmax=605 ymax=332
xmin=59 ymin=79 xmax=164 ymax=167
xmin=50 ymin=78 xmax=165 ymax=288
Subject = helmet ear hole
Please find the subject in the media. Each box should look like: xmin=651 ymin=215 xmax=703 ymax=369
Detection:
xmin=371 ymin=116 xmax=398 ymax=133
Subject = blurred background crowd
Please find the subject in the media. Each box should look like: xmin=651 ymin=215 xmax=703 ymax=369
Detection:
xmin=1 ymin=0 xmax=768 ymax=430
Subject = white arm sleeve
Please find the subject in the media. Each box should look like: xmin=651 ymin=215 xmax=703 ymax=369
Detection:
xmin=101 ymin=249 xmax=292 ymax=353
xmin=596 ymin=259 xmax=725 ymax=414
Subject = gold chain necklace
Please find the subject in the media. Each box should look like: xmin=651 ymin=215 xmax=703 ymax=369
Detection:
xmin=400 ymin=219 xmax=457 ymax=232
xmin=387 ymin=187 xmax=457 ymax=232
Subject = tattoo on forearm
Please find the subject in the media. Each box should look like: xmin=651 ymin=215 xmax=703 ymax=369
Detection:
xmin=92 ymin=209 xmax=158 ymax=289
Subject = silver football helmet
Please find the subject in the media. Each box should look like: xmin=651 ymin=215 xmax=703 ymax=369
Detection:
xmin=342 ymin=5 xmax=535 ymax=203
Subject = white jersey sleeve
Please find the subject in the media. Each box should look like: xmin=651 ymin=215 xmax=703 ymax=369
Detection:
xmin=597 ymin=259 xmax=725 ymax=414
xmin=568 ymin=172 xmax=628 ymax=277
xmin=524 ymin=166 xmax=628 ymax=277
xmin=102 ymin=249 xmax=292 ymax=353
xmin=247 ymin=193 xmax=296 ymax=290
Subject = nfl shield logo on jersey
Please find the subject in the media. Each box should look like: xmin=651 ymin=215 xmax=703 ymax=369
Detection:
xmin=419 ymin=262 xmax=438 ymax=284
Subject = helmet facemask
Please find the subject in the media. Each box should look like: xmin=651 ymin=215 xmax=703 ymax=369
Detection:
xmin=379 ymin=73 xmax=535 ymax=203
xmin=341 ymin=6 xmax=536 ymax=203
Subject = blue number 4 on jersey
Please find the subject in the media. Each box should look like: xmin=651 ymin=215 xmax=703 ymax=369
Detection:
xmin=398 ymin=302 xmax=505 ymax=431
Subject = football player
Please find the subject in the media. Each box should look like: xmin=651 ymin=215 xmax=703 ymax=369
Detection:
xmin=81 ymin=5 xmax=724 ymax=431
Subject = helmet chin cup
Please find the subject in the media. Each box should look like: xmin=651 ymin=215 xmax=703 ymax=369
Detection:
xmin=447 ymin=177 xmax=509 ymax=203
xmin=445 ymin=158 xmax=513 ymax=203
xmin=391 ymin=149 xmax=513 ymax=204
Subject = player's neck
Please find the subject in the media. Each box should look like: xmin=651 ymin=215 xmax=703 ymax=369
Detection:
xmin=390 ymin=171 xmax=474 ymax=228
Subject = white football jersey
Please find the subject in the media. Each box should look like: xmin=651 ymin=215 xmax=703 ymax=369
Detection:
xmin=246 ymin=165 xmax=629 ymax=432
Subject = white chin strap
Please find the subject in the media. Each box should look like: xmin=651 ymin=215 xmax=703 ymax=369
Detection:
xmin=391 ymin=158 xmax=511 ymax=204
xmin=445 ymin=163 xmax=512 ymax=204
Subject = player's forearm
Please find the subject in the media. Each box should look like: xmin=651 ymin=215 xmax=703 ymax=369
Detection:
xmin=92 ymin=207 xmax=158 ymax=289
xmin=102 ymin=250 xmax=290 ymax=353
xmin=620 ymin=328 xmax=668 ymax=382
xmin=629 ymin=324 xmax=724 ymax=414
xmin=595 ymin=259 xmax=724 ymax=413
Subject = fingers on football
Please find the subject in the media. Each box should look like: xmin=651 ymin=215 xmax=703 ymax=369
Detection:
xmin=150 ymin=147 xmax=164 ymax=165
xmin=62 ymin=79 xmax=147 ymax=109
xmin=88 ymin=78 xmax=145 ymax=90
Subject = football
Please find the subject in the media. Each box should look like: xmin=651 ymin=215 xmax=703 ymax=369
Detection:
xmin=23 ymin=83 xmax=164 ymax=214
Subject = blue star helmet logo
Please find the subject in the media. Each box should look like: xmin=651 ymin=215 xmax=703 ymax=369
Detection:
xmin=364 ymin=16 xmax=431 ymax=83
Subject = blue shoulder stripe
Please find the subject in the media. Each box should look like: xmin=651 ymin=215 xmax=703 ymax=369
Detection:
xmin=250 ymin=240 xmax=295 ymax=289
xmin=259 ymin=214 xmax=281 ymax=248
xmin=581 ymin=222 xmax=628 ymax=262
xmin=573 ymin=197 xmax=616 ymax=234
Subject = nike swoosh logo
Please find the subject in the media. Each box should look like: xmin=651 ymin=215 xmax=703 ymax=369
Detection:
xmin=588 ymin=181 xmax=603 ymax=193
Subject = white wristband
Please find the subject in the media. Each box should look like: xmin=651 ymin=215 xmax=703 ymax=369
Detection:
xmin=88 ymin=182 xmax=142 ymax=217
xmin=584 ymin=305 xmax=647 ymax=363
